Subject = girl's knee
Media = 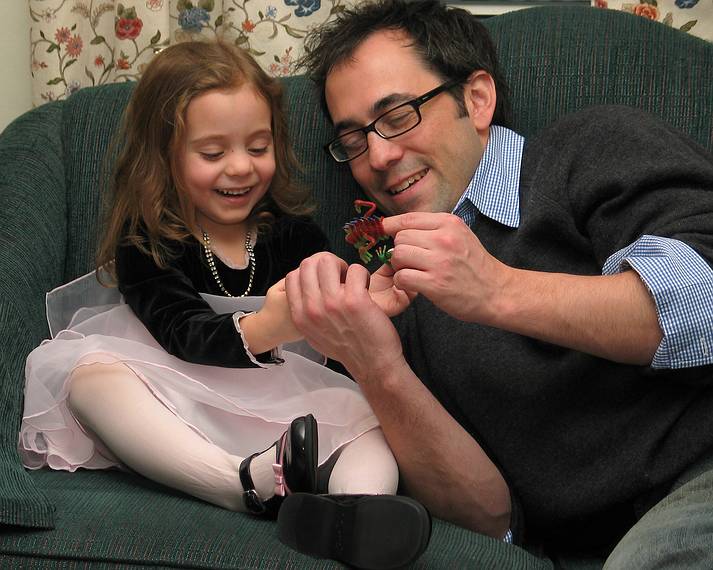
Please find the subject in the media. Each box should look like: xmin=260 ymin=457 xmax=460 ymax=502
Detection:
xmin=67 ymin=362 xmax=129 ymax=416
xmin=328 ymin=429 xmax=399 ymax=495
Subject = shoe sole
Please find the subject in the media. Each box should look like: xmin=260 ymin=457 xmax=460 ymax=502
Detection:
xmin=277 ymin=493 xmax=431 ymax=569
xmin=302 ymin=414 xmax=318 ymax=492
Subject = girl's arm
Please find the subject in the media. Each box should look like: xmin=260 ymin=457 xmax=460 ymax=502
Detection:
xmin=116 ymin=240 xmax=277 ymax=368
xmin=238 ymin=279 xmax=301 ymax=354
xmin=116 ymin=217 xmax=331 ymax=367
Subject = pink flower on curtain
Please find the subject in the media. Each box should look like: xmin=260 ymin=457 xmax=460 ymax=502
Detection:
xmin=242 ymin=19 xmax=256 ymax=32
xmin=54 ymin=27 xmax=71 ymax=44
xmin=66 ymin=35 xmax=83 ymax=57
xmin=116 ymin=17 xmax=144 ymax=40
xmin=117 ymin=58 xmax=131 ymax=70
xmin=268 ymin=46 xmax=294 ymax=77
xmin=95 ymin=55 xmax=105 ymax=67
xmin=633 ymin=4 xmax=659 ymax=20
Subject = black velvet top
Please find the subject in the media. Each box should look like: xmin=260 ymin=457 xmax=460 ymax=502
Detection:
xmin=116 ymin=215 xmax=329 ymax=368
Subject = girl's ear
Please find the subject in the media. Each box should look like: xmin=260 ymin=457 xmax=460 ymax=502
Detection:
xmin=463 ymin=70 xmax=497 ymax=134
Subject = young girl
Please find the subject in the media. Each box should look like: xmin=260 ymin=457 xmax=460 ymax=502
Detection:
xmin=19 ymin=40 xmax=398 ymax=515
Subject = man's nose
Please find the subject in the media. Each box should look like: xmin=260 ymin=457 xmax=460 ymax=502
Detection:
xmin=366 ymin=131 xmax=403 ymax=170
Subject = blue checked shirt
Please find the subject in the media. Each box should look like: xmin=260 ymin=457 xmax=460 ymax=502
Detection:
xmin=452 ymin=125 xmax=713 ymax=370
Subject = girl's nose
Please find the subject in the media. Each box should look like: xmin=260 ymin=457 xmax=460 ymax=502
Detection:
xmin=224 ymin=150 xmax=254 ymax=177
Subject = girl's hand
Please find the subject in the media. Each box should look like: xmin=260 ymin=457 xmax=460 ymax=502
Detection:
xmin=262 ymin=279 xmax=302 ymax=343
xmin=239 ymin=279 xmax=302 ymax=355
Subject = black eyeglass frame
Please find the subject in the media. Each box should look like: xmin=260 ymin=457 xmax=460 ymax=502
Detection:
xmin=324 ymin=78 xmax=463 ymax=163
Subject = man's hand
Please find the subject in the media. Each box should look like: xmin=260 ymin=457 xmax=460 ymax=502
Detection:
xmin=383 ymin=212 xmax=662 ymax=364
xmin=368 ymin=261 xmax=416 ymax=317
xmin=383 ymin=212 xmax=509 ymax=325
xmin=285 ymin=252 xmax=405 ymax=381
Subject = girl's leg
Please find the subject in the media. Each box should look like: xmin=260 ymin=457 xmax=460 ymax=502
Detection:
xmin=326 ymin=428 xmax=399 ymax=495
xmin=67 ymin=362 xmax=277 ymax=512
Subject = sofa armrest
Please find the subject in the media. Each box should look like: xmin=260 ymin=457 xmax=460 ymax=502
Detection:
xmin=0 ymin=101 xmax=72 ymax=528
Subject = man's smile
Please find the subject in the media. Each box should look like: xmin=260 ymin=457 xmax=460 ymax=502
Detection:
xmin=387 ymin=169 xmax=428 ymax=195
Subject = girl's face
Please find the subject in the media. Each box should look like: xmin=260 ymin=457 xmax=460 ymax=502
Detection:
xmin=178 ymin=85 xmax=275 ymax=234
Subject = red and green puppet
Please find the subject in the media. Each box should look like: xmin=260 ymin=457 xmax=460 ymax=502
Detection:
xmin=343 ymin=200 xmax=393 ymax=265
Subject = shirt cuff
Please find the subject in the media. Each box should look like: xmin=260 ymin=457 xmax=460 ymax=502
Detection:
xmin=602 ymin=235 xmax=713 ymax=369
xmin=233 ymin=312 xmax=283 ymax=367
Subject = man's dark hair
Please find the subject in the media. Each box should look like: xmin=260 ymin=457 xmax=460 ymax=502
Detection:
xmin=299 ymin=0 xmax=512 ymax=127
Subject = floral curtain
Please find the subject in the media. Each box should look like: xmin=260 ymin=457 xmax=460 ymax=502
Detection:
xmin=594 ymin=0 xmax=713 ymax=41
xmin=28 ymin=0 xmax=713 ymax=107
xmin=29 ymin=0 xmax=357 ymax=106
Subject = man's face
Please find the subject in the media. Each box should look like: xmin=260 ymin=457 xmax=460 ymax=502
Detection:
xmin=325 ymin=30 xmax=488 ymax=215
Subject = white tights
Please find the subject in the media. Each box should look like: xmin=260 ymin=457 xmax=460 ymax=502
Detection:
xmin=67 ymin=362 xmax=398 ymax=513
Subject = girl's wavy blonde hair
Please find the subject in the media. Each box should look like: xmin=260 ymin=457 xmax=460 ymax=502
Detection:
xmin=97 ymin=40 xmax=312 ymax=280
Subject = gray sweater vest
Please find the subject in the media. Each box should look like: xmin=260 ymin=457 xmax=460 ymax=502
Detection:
xmin=397 ymin=106 xmax=713 ymax=548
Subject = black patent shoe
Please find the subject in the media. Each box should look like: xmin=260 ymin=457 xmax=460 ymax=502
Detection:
xmin=238 ymin=414 xmax=318 ymax=516
xmin=277 ymin=493 xmax=432 ymax=569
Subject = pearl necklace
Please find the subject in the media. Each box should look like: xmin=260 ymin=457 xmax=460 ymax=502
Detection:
xmin=201 ymin=229 xmax=255 ymax=297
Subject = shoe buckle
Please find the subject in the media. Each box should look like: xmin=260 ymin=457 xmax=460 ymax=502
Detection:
xmin=243 ymin=489 xmax=267 ymax=514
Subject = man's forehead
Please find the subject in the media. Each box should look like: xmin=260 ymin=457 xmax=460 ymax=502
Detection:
xmin=324 ymin=32 xmax=439 ymax=125
xmin=327 ymin=29 xmax=424 ymax=80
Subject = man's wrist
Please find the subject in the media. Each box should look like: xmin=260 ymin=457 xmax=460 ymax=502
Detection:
xmin=354 ymin=353 xmax=410 ymax=393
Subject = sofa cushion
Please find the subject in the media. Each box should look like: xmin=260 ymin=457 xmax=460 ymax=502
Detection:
xmin=0 ymin=470 xmax=551 ymax=569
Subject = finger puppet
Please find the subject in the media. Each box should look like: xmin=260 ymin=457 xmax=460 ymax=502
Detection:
xmin=343 ymin=200 xmax=392 ymax=265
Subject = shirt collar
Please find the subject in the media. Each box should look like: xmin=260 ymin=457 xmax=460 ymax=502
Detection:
xmin=452 ymin=125 xmax=523 ymax=228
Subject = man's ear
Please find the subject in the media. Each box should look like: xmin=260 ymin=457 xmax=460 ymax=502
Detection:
xmin=463 ymin=70 xmax=496 ymax=134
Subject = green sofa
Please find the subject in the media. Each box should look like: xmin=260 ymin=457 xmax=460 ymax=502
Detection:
xmin=1 ymin=6 xmax=712 ymax=569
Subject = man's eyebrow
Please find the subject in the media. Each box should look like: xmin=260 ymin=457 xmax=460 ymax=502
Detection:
xmin=373 ymin=92 xmax=412 ymax=114
xmin=333 ymin=92 xmax=415 ymax=133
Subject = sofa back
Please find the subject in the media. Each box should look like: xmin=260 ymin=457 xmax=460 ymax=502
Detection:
xmin=489 ymin=6 xmax=713 ymax=148
xmin=1 ymin=5 xmax=712 ymax=530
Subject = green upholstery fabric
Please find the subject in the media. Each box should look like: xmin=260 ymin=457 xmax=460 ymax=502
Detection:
xmin=0 ymin=5 xmax=711 ymax=568
xmin=0 ymin=470 xmax=550 ymax=569
xmin=485 ymin=7 xmax=713 ymax=150
xmin=0 ymin=101 xmax=67 ymax=529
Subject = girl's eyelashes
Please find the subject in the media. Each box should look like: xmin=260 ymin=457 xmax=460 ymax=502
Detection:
xmin=198 ymin=142 xmax=271 ymax=160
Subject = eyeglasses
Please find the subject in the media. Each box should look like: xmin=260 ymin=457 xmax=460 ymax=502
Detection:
xmin=324 ymin=79 xmax=462 ymax=163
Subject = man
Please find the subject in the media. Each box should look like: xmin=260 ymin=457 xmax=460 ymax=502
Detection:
xmin=285 ymin=0 xmax=713 ymax=567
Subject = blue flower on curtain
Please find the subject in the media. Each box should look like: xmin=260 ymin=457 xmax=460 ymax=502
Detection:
xmin=675 ymin=0 xmax=699 ymax=7
xmin=284 ymin=0 xmax=321 ymax=17
xmin=178 ymin=7 xmax=211 ymax=32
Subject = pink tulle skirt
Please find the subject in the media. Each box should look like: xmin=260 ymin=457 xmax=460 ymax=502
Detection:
xmin=19 ymin=272 xmax=379 ymax=471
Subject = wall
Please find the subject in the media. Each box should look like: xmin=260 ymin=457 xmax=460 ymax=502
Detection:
xmin=0 ymin=3 xmax=31 ymax=133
